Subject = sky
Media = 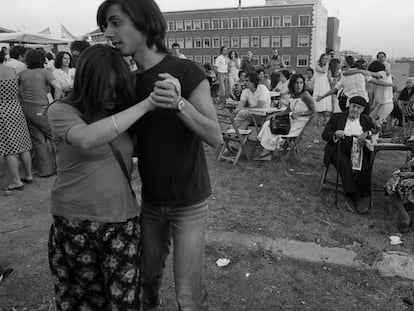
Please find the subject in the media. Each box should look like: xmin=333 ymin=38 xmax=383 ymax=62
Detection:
xmin=0 ymin=0 xmax=413 ymax=58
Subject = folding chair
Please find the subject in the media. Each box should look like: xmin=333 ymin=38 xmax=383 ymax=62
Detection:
xmin=280 ymin=115 xmax=314 ymax=163
xmin=216 ymin=110 xmax=252 ymax=165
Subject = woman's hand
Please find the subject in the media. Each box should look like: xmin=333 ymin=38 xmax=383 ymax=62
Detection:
xmin=150 ymin=73 xmax=182 ymax=110
xmin=399 ymin=172 xmax=414 ymax=179
xmin=291 ymin=112 xmax=299 ymax=119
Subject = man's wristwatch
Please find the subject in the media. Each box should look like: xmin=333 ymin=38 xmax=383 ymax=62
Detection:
xmin=176 ymin=97 xmax=186 ymax=112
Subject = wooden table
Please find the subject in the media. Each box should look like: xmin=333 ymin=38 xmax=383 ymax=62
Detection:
xmin=370 ymin=142 xmax=411 ymax=207
xmin=225 ymin=99 xmax=239 ymax=112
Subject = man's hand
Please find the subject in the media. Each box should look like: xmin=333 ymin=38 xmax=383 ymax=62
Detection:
xmin=315 ymin=96 xmax=323 ymax=102
xmin=357 ymin=132 xmax=368 ymax=145
xmin=335 ymin=130 xmax=345 ymax=139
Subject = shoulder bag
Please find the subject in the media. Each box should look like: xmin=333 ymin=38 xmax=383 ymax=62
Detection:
xmin=269 ymin=113 xmax=290 ymax=135
xmin=109 ymin=142 xmax=136 ymax=199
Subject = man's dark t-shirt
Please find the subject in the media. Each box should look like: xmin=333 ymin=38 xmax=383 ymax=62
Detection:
xmin=133 ymin=55 xmax=211 ymax=207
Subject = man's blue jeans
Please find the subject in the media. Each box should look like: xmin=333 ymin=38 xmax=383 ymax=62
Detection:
xmin=141 ymin=200 xmax=209 ymax=311
xmin=21 ymin=103 xmax=56 ymax=176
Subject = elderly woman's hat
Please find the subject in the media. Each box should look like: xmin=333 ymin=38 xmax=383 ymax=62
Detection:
xmin=349 ymin=96 xmax=368 ymax=108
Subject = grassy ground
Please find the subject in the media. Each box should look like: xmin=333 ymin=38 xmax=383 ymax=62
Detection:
xmin=1 ymin=121 xmax=413 ymax=310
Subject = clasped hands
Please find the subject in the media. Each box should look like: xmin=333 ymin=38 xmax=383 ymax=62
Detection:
xmin=149 ymin=73 xmax=182 ymax=110
xmin=334 ymin=130 xmax=368 ymax=145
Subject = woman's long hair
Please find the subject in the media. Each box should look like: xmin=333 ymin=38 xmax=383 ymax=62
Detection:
xmin=65 ymin=44 xmax=135 ymax=123
xmin=288 ymin=73 xmax=306 ymax=95
xmin=317 ymin=53 xmax=327 ymax=67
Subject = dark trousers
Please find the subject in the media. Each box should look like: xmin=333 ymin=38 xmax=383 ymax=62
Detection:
xmin=331 ymin=137 xmax=371 ymax=197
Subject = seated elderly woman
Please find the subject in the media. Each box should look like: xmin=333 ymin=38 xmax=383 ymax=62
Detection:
xmin=393 ymin=77 xmax=414 ymax=127
xmin=384 ymin=150 xmax=414 ymax=233
xmin=255 ymin=73 xmax=315 ymax=161
xmin=322 ymin=96 xmax=375 ymax=214
xmin=233 ymin=71 xmax=271 ymax=129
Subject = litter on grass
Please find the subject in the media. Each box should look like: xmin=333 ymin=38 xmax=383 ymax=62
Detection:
xmin=216 ymin=258 xmax=231 ymax=267
xmin=390 ymin=236 xmax=403 ymax=245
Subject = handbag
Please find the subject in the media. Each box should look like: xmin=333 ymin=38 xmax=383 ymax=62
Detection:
xmin=269 ymin=114 xmax=290 ymax=135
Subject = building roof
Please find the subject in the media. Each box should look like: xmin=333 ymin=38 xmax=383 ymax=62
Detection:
xmin=164 ymin=1 xmax=319 ymax=14
xmin=0 ymin=26 xmax=15 ymax=33
xmin=89 ymin=28 xmax=102 ymax=35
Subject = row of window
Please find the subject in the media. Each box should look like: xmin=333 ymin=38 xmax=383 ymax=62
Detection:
xmin=167 ymin=35 xmax=309 ymax=50
xmin=186 ymin=54 xmax=309 ymax=68
xmin=166 ymin=15 xmax=311 ymax=32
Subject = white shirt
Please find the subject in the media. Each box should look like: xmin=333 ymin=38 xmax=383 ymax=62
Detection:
xmin=4 ymin=58 xmax=26 ymax=75
xmin=240 ymin=84 xmax=271 ymax=108
xmin=372 ymin=71 xmax=393 ymax=105
xmin=335 ymin=73 xmax=372 ymax=103
xmin=344 ymin=118 xmax=363 ymax=137
xmin=214 ymin=55 xmax=228 ymax=73
xmin=53 ymin=68 xmax=76 ymax=92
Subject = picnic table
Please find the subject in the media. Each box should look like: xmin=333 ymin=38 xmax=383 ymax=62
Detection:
xmin=369 ymin=139 xmax=411 ymax=207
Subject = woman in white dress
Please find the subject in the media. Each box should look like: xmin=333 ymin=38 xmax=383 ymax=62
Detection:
xmin=228 ymin=50 xmax=240 ymax=93
xmin=255 ymin=73 xmax=316 ymax=161
xmin=313 ymin=53 xmax=332 ymax=125
xmin=53 ymin=51 xmax=76 ymax=97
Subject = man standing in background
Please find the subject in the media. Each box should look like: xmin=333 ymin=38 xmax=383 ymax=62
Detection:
xmin=214 ymin=46 xmax=229 ymax=108
xmin=171 ymin=42 xmax=186 ymax=59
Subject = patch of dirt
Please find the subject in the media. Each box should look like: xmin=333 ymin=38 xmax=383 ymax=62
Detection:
xmin=1 ymin=122 xmax=414 ymax=310
xmin=206 ymin=122 xmax=414 ymax=262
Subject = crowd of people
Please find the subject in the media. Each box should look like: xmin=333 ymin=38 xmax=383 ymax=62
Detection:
xmin=0 ymin=40 xmax=91 ymax=192
xmin=1 ymin=0 xmax=222 ymax=309
xmin=197 ymin=44 xmax=414 ymax=233
xmin=1 ymin=0 xmax=414 ymax=308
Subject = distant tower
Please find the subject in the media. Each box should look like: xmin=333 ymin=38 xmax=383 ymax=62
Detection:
xmin=238 ymin=0 xmax=242 ymax=9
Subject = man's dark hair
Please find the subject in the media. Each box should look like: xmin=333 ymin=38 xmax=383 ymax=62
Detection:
xmin=0 ymin=50 xmax=5 ymax=63
xmin=203 ymin=63 xmax=212 ymax=71
xmin=368 ymin=60 xmax=386 ymax=73
xmin=376 ymin=51 xmax=386 ymax=59
xmin=9 ymin=45 xmax=27 ymax=60
xmin=345 ymin=55 xmax=355 ymax=67
xmin=70 ymin=40 xmax=91 ymax=54
xmin=246 ymin=72 xmax=260 ymax=88
xmin=256 ymin=68 xmax=265 ymax=75
xmin=25 ymin=49 xmax=45 ymax=69
xmin=171 ymin=43 xmax=180 ymax=48
xmin=354 ymin=59 xmax=367 ymax=70
xmin=46 ymin=52 xmax=54 ymax=61
xmin=306 ymin=67 xmax=314 ymax=74
xmin=280 ymin=69 xmax=291 ymax=80
xmin=97 ymin=0 xmax=168 ymax=54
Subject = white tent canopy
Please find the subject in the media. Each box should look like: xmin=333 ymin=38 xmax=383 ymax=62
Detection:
xmin=0 ymin=32 xmax=72 ymax=44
